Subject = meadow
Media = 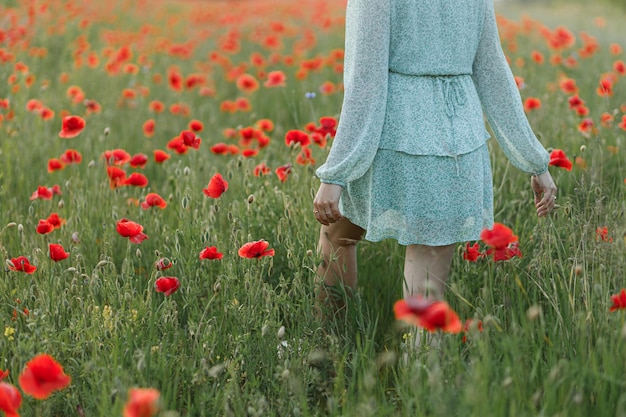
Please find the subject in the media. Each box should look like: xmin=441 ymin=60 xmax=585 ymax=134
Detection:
xmin=0 ymin=0 xmax=625 ymax=416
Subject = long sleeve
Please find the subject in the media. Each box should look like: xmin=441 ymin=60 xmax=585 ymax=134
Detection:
xmin=315 ymin=0 xmax=391 ymax=187
xmin=471 ymin=0 xmax=549 ymax=175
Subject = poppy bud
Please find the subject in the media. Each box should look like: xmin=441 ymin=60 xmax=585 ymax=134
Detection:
xmin=136 ymin=249 xmax=142 ymax=258
xmin=277 ymin=325 xmax=285 ymax=339
xmin=104 ymin=127 xmax=110 ymax=136
xmin=6 ymin=222 xmax=16 ymax=228
xmin=247 ymin=194 xmax=255 ymax=204
xmin=58 ymin=199 xmax=65 ymax=208
xmin=580 ymin=145 xmax=586 ymax=152
xmin=306 ymin=249 xmax=313 ymax=257
xmin=18 ymin=224 xmax=23 ymax=234
xmin=181 ymin=196 xmax=189 ymax=209
xmin=213 ymin=281 xmax=221 ymax=293
xmin=88 ymin=160 xmax=95 ymax=168
xmin=261 ymin=325 xmax=269 ymax=336
xmin=183 ymin=166 xmax=191 ymax=176
xmin=526 ymin=305 xmax=542 ymax=321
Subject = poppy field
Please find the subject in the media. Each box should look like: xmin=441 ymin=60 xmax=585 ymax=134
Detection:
xmin=0 ymin=0 xmax=625 ymax=416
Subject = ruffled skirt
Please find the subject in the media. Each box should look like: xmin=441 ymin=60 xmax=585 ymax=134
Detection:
xmin=339 ymin=143 xmax=494 ymax=246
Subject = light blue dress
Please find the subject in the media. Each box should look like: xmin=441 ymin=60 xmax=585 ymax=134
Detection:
xmin=315 ymin=0 xmax=550 ymax=246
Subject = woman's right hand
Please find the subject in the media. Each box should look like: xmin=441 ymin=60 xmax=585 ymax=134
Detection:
xmin=531 ymin=171 xmax=557 ymax=217
xmin=313 ymin=183 xmax=344 ymax=225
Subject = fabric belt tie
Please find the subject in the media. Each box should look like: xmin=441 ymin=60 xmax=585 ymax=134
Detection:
xmin=437 ymin=76 xmax=467 ymax=118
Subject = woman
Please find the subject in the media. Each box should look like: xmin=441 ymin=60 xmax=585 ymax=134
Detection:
xmin=312 ymin=0 xmax=557 ymax=309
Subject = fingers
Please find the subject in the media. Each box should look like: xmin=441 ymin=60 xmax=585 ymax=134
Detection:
xmin=314 ymin=204 xmax=343 ymax=225
xmin=531 ymin=173 xmax=558 ymax=217
xmin=313 ymin=183 xmax=344 ymax=225
xmin=535 ymin=190 xmax=557 ymax=217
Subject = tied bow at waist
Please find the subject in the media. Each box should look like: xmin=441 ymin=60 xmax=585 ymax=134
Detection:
xmin=437 ymin=76 xmax=467 ymax=118
xmin=388 ymin=70 xmax=468 ymax=118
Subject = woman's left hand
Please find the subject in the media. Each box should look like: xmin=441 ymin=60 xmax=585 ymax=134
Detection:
xmin=313 ymin=183 xmax=343 ymax=225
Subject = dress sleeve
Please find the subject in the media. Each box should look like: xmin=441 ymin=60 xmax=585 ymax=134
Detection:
xmin=315 ymin=0 xmax=391 ymax=187
xmin=471 ymin=0 xmax=549 ymax=175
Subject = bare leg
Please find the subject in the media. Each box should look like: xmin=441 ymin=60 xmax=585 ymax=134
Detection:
xmin=403 ymin=243 xmax=457 ymax=350
xmin=316 ymin=217 xmax=365 ymax=313
xmin=403 ymin=243 xmax=457 ymax=300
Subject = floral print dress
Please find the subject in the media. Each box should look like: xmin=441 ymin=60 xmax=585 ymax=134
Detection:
xmin=315 ymin=0 xmax=550 ymax=246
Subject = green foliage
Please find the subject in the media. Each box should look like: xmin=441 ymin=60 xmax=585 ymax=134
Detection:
xmin=0 ymin=0 xmax=625 ymax=416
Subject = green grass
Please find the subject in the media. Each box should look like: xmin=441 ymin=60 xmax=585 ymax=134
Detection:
xmin=0 ymin=0 xmax=625 ymax=415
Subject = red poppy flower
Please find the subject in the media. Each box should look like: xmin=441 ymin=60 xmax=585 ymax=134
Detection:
xmin=49 ymin=244 xmax=69 ymax=262
xmin=122 ymin=173 xmax=149 ymax=187
xmin=188 ymin=119 xmax=204 ymax=132
xmin=8 ymin=256 xmax=37 ymax=274
xmin=238 ymin=240 xmax=275 ymax=258
xmin=141 ymin=193 xmax=167 ymax=210
xmin=129 ymin=153 xmax=148 ymax=169
xmin=462 ymin=242 xmax=484 ymax=262
xmin=275 ymin=163 xmax=292 ymax=182
xmin=59 ymin=149 xmax=82 ymax=164
xmin=461 ymin=319 xmax=484 ymax=343
xmin=284 ymin=130 xmax=310 ymax=147
xmin=47 ymin=158 xmax=65 ymax=173
xmin=549 ymin=149 xmax=573 ymax=171
xmin=107 ymin=166 xmax=127 ymax=189
xmin=296 ymin=147 xmax=315 ymax=165
xmin=256 ymin=119 xmax=274 ymax=132
xmin=559 ymin=78 xmax=578 ymax=94
xmin=30 ymin=185 xmax=56 ymax=200
xmin=0 ymin=370 xmax=8 ymax=381
xmin=254 ymin=163 xmax=270 ymax=176
xmin=58 ymin=115 xmax=85 ymax=138
xmin=181 ymin=131 xmax=201 ymax=150
xmin=153 ymin=150 xmax=170 ymax=163
xmin=166 ymin=135 xmax=188 ymax=154
xmin=123 ymin=387 xmax=160 ymax=417
xmin=116 ymin=218 xmax=148 ymax=244
xmin=242 ymin=148 xmax=258 ymax=158
xmin=18 ymin=354 xmax=71 ymax=399
xmin=235 ymin=97 xmax=251 ymax=111
xmin=167 ymin=66 xmax=183 ymax=92
xmin=610 ymin=289 xmax=626 ymax=312
xmin=155 ymin=277 xmax=180 ymax=296
xmin=236 ymin=73 xmax=259 ymax=93
xmin=210 ymin=143 xmax=229 ymax=154
xmin=143 ymin=119 xmax=155 ymax=137
xmin=0 ymin=382 xmax=22 ymax=417
xmin=316 ymin=116 xmax=338 ymax=138
xmin=203 ymin=173 xmax=228 ymax=198
xmin=46 ymin=213 xmax=66 ymax=229
xmin=596 ymin=226 xmax=613 ymax=242
xmin=480 ymin=223 xmax=518 ymax=250
xmin=155 ymin=258 xmax=172 ymax=271
xmin=486 ymin=242 xmax=523 ymax=261
xmin=103 ymin=149 xmax=131 ymax=166
xmin=577 ymin=118 xmax=594 ymax=135
xmin=199 ymin=246 xmax=223 ymax=260
xmin=264 ymin=70 xmax=287 ymax=87
xmin=393 ymin=297 xmax=462 ymax=333
xmin=36 ymin=219 xmax=54 ymax=235
xmin=523 ymin=97 xmax=542 ymax=112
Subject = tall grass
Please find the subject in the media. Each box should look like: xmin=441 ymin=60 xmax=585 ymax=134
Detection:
xmin=0 ymin=0 xmax=625 ymax=415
